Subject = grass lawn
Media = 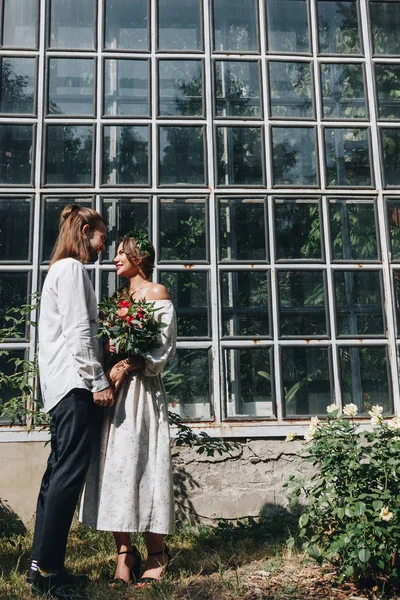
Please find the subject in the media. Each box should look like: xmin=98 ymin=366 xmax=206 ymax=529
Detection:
xmin=0 ymin=508 xmax=393 ymax=600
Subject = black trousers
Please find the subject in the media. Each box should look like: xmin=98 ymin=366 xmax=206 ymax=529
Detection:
xmin=31 ymin=388 xmax=97 ymax=571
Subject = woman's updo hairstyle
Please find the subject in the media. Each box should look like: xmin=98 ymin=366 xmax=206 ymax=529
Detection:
xmin=120 ymin=230 xmax=155 ymax=279
xmin=50 ymin=204 xmax=106 ymax=266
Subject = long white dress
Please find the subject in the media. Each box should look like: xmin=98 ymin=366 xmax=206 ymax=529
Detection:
xmin=79 ymin=300 xmax=177 ymax=534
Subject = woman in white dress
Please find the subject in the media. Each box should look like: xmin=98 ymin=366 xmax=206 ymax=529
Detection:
xmin=79 ymin=233 xmax=176 ymax=586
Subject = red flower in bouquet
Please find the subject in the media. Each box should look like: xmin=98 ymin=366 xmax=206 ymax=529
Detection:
xmin=97 ymin=290 xmax=166 ymax=363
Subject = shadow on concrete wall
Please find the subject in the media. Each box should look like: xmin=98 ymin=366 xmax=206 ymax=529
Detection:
xmin=173 ymin=465 xmax=202 ymax=526
xmin=0 ymin=498 xmax=26 ymax=538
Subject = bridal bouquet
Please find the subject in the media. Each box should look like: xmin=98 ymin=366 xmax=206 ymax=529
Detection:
xmin=97 ymin=290 xmax=166 ymax=363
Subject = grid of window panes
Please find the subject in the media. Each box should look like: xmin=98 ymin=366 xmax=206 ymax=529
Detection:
xmin=2 ymin=0 xmax=400 ymax=430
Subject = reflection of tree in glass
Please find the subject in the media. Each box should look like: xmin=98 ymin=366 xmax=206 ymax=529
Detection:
xmin=160 ymin=205 xmax=205 ymax=261
xmin=321 ymin=64 xmax=366 ymax=119
xmin=273 ymin=128 xmax=316 ymax=186
xmin=282 ymin=347 xmax=330 ymax=416
xmin=380 ymin=129 xmax=400 ymax=186
xmin=275 ymin=201 xmax=321 ymax=260
xmin=325 ymin=129 xmax=371 ymax=187
xmin=340 ymin=347 xmax=391 ymax=414
xmin=217 ymin=127 xmax=263 ymax=186
xmin=0 ymin=59 xmax=34 ymax=113
xmin=159 ymin=127 xmax=204 ymax=185
xmin=103 ymin=126 xmax=148 ymax=184
xmin=159 ymin=271 xmax=208 ymax=337
xmin=269 ymin=62 xmax=312 ymax=118
xmin=371 ymin=2 xmax=400 ymax=55
xmin=220 ymin=201 xmax=266 ymax=261
xmin=173 ymin=71 xmax=202 ymax=117
xmin=46 ymin=125 xmax=93 ymax=185
xmin=279 ymin=271 xmax=326 ymax=336
xmin=163 ymin=349 xmax=209 ymax=411
xmin=318 ymin=1 xmax=360 ymax=54
xmin=215 ymin=62 xmax=260 ymax=118
xmin=376 ymin=65 xmax=400 ymax=120
xmin=330 ymin=203 xmax=377 ymax=261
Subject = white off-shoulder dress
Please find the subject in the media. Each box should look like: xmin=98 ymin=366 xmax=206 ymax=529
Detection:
xmin=79 ymin=300 xmax=177 ymax=534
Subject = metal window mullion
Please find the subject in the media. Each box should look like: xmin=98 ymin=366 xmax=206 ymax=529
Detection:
xmin=204 ymin=0 xmax=221 ymax=424
xmin=310 ymin=0 xmax=326 ymax=190
xmin=321 ymin=195 xmax=342 ymax=407
xmin=258 ymin=0 xmax=271 ymax=190
xmin=360 ymin=0 xmax=400 ymax=413
xmin=267 ymin=194 xmax=283 ymax=419
xmin=151 ymin=0 xmax=157 ymax=189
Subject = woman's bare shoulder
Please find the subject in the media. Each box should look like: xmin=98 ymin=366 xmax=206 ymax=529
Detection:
xmin=144 ymin=283 xmax=170 ymax=301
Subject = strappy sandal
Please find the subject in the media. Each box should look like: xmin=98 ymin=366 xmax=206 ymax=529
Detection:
xmin=110 ymin=546 xmax=142 ymax=586
xmin=136 ymin=545 xmax=171 ymax=587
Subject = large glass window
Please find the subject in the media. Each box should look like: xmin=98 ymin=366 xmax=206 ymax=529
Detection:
xmin=4 ymin=0 xmax=400 ymax=432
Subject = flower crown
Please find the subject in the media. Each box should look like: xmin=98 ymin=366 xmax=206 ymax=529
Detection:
xmin=123 ymin=229 xmax=152 ymax=256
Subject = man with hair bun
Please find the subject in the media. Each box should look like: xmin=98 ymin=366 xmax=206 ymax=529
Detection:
xmin=29 ymin=204 xmax=114 ymax=599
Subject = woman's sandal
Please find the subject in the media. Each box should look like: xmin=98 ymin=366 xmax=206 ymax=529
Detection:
xmin=110 ymin=546 xmax=142 ymax=586
xmin=135 ymin=545 xmax=171 ymax=587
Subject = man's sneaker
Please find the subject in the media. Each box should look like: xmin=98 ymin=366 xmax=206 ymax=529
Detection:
xmin=27 ymin=567 xmax=88 ymax=587
xmin=31 ymin=570 xmax=86 ymax=599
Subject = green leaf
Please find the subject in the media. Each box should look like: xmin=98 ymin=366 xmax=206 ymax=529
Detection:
xmin=299 ymin=513 xmax=309 ymax=528
xmin=358 ymin=548 xmax=370 ymax=564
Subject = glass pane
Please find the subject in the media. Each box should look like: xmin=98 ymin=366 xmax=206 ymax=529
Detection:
xmin=325 ymin=128 xmax=372 ymax=187
xmin=275 ymin=198 xmax=322 ymax=260
xmin=159 ymin=60 xmax=203 ymax=117
xmin=381 ymin=128 xmax=400 ymax=186
xmin=101 ymin=197 xmax=150 ymax=262
xmin=330 ymin=200 xmax=378 ymax=261
xmin=282 ymin=347 xmax=332 ymax=417
xmin=0 ymin=57 xmax=35 ymax=114
xmin=217 ymin=127 xmax=264 ymax=186
xmin=104 ymin=59 xmax=149 ymax=117
xmin=387 ymin=199 xmax=400 ymax=260
xmin=317 ymin=1 xmax=361 ymax=54
xmin=215 ymin=61 xmax=261 ymax=118
xmin=105 ymin=0 xmax=148 ymax=50
xmin=41 ymin=197 xmax=94 ymax=262
xmin=159 ymin=271 xmax=209 ymax=337
xmin=221 ymin=271 xmax=270 ymax=337
xmin=159 ymin=126 xmax=205 ymax=185
xmin=164 ymin=348 xmax=212 ymax=420
xmin=278 ymin=270 xmax=327 ymax=337
xmin=225 ymin=348 xmax=274 ymax=418
xmin=0 ymin=272 xmax=29 ymax=337
xmin=339 ymin=346 xmax=392 ymax=414
xmin=0 ymin=198 xmax=31 ymax=261
xmin=0 ymin=350 xmax=26 ymax=425
xmin=49 ymin=0 xmax=95 ymax=49
xmin=269 ymin=61 xmax=313 ymax=118
xmin=2 ymin=0 xmax=38 ymax=48
xmin=45 ymin=125 xmax=93 ymax=185
xmin=158 ymin=0 xmax=202 ymax=51
xmin=266 ymin=0 xmax=309 ymax=53
xmin=272 ymin=127 xmax=317 ymax=186
xmin=219 ymin=197 xmax=267 ymax=261
xmin=375 ymin=64 xmax=400 ymax=119
xmin=102 ymin=126 xmax=149 ymax=185
xmin=48 ymin=58 xmax=94 ymax=116
xmin=393 ymin=271 xmax=400 ymax=330
xmin=159 ymin=198 xmax=207 ymax=261
xmin=321 ymin=63 xmax=366 ymax=119
xmin=0 ymin=125 xmax=33 ymax=185
xmin=371 ymin=1 xmax=400 ymax=56
xmin=213 ymin=0 xmax=259 ymax=52
xmin=334 ymin=271 xmax=384 ymax=336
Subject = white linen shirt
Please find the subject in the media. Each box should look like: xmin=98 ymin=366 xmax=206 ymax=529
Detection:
xmin=38 ymin=257 xmax=109 ymax=412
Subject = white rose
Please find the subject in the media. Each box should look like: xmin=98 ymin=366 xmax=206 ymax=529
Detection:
xmin=285 ymin=431 xmax=297 ymax=442
xmin=343 ymin=403 xmax=358 ymax=417
xmin=387 ymin=417 xmax=400 ymax=431
xmin=370 ymin=415 xmax=382 ymax=426
xmin=368 ymin=405 xmax=383 ymax=418
xmin=380 ymin=506 xmax=394 ymax=522
xmin=326 ymin=404 xmax=338 ymax=414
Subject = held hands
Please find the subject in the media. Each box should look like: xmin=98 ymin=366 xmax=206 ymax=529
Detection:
xmin=93 ymin=386 xmax=114 ymax=407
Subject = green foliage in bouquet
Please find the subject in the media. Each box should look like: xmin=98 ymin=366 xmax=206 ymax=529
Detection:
xmin=97 ymin=290 xmax=166 ymax=360
xmin=284 ymin=404 xmax=400 ymax=586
